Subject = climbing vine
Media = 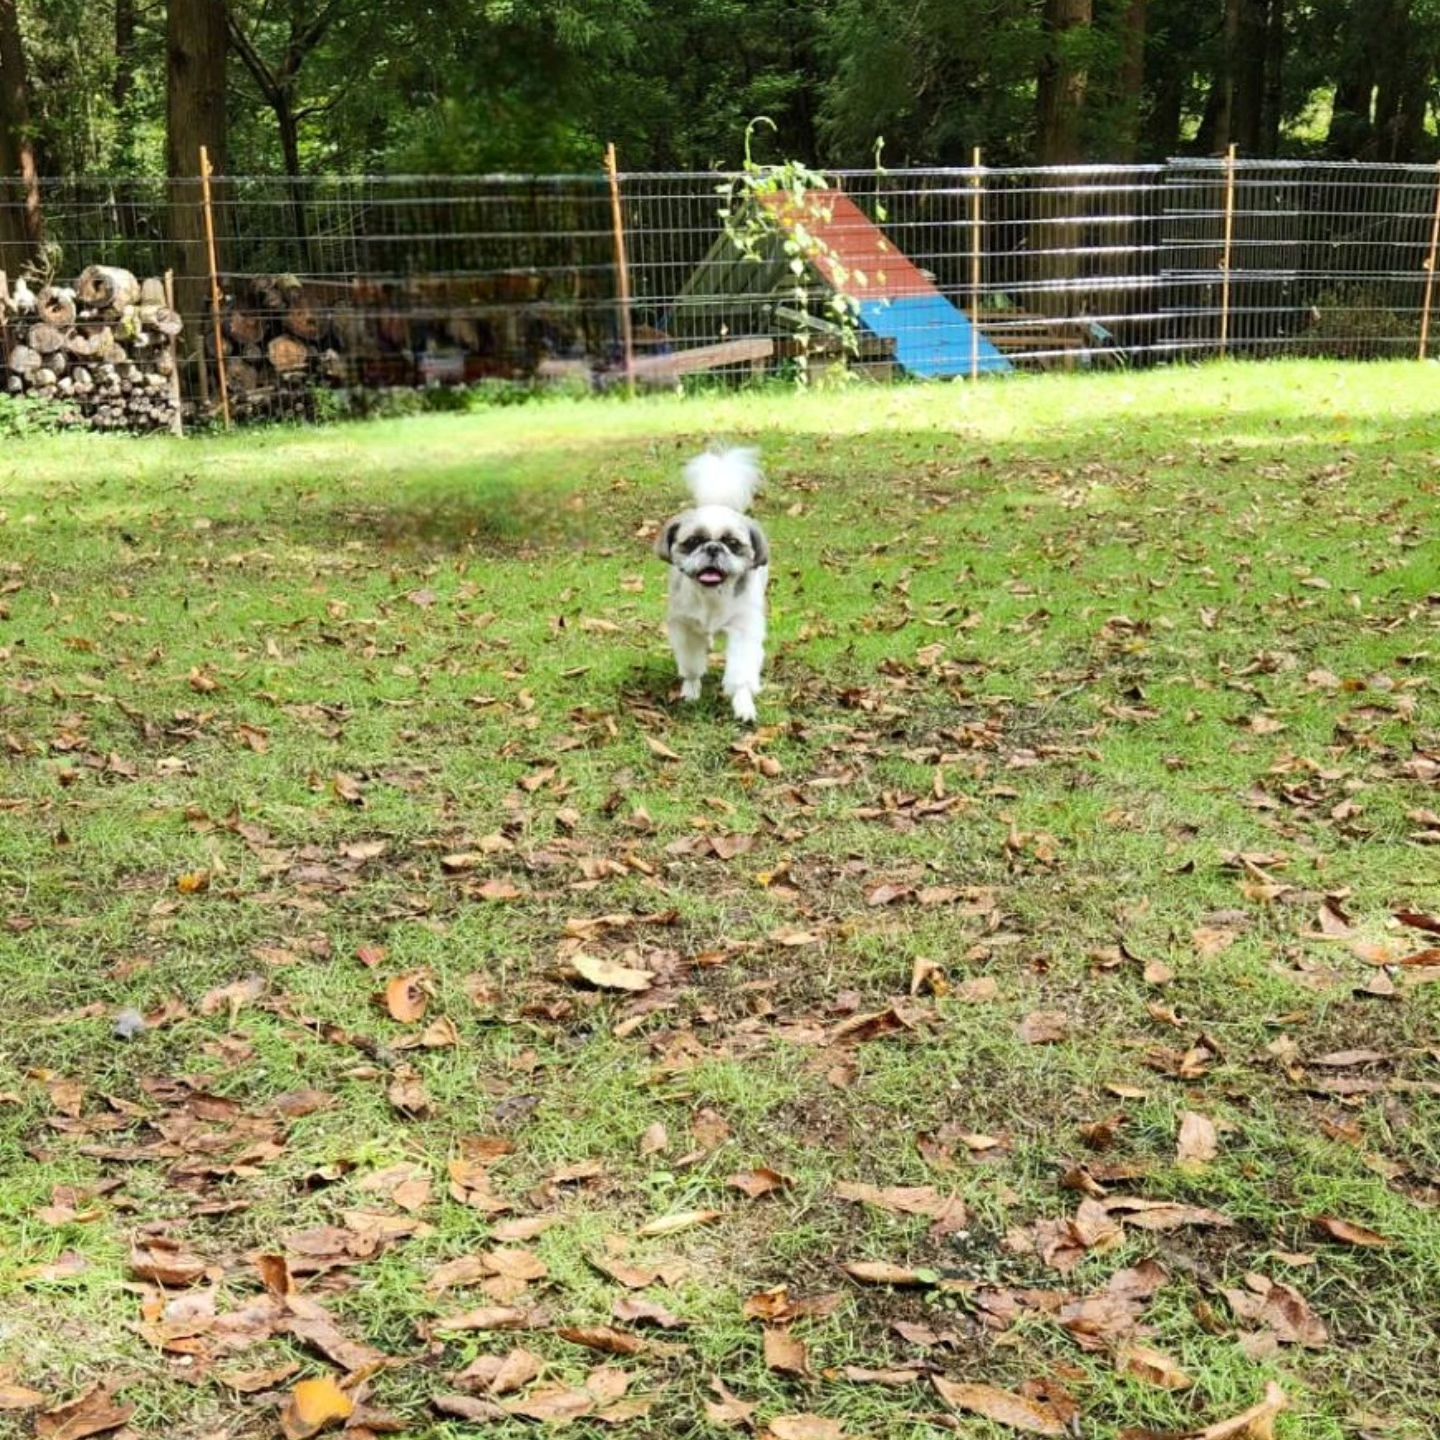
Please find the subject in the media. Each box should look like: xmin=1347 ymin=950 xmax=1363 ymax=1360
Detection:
xmin=716 ymin=118 xmax=870 ymax=384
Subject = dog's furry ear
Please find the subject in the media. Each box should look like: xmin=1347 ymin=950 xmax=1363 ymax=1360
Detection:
xmin=654 ymin=518 xmax=682 ymax=563
xmin=747 ymin=521 xmax=770 ymax=568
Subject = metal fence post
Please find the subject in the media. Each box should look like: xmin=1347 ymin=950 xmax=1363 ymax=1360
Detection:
xmin=1420 ymin=160 xmax=1440 ymax=361
xmin=970 ymin=147 xmax=983 ymax=382
xmin=605 ymin=143 xmax=636 ymax=396
xmin=199 ymin=145 xmax=232 ymax=430
xmin=1219 ymin=143 xmax=1237 ymax=358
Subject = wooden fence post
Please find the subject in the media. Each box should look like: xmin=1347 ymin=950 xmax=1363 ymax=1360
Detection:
xmin=1419 ymin=160 xmax=1440 ymax=361
xmin=199 ymin=145 xmax=231 ymax=429
xmin=970 ymin=147 xmax=983 ymax=382
xmin=605 ymin=143 xmax=636 ymax=396
xmin=1219 ymin=143 xmax=1237 ymax=359
xmin=163 ymin=268 xmax=184 ymax=436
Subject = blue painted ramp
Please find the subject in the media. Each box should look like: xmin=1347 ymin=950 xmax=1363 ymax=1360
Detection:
xmin=858 ymin=295 xmax=1011 ymax=378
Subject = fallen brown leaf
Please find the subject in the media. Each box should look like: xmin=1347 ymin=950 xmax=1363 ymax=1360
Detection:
xmin=280 ymin=1376 xmax=354 ymax=1440
xmin=763 ymin=1326 xmax=811 ymax=1377
xmin=1018 ymin=1010 xmax=1069 ymax=1045
xmin=198 ymin=973 xmax=265 ymax=1019
xmin=636 ymin=1208 xmax=722 ymax=1238
xmin=1116 ymin=1343 xmax=1193 ymax=1390
xmin=569 ymin=953 xmax=653 ymax=993
xmin=384 ymin=974 xmax=429 ymax=1024
xmin=504 ymin=1383 xmax=595 ymax=1424
xmin=1176 ymin=1111 xmax=1219 ymax=1166
xmin=129 ymin=1238 xmax=208 ymax=1286
xmin=766 ymin=1415 xmax=847 ymax=1440
xmin=613 ymin=1295 xmax=685 ymax=1329
xmin=556 ymin=1325 xmax=647 ymax=1357
xmin=35 ymin=1387 xmax=135 ymax=1440
xmin=931 ymin=1376 xmax=1065 ymax=1435
xmin=842 ymin=1260 xmax=932 ymax=1287
xmin=704 ymin=1378 xmax=756 ymax=1429
xmin=1223 ymin=1273 xmax=1328 ymax=1348
xmin=1310 ymin=1215 xmax=1390 ymax=1248
xmin=0 ymin=1383 xmax=46 ymax=1411
xmin=728 ymin=1167 xmax=791 ymax=1199
xmin=1192 ymin=1381 xmax=1288 ymax=1439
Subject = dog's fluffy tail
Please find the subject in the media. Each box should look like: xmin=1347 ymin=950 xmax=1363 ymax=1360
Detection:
xmin=685 ymin=448 xmax=762 ymax=513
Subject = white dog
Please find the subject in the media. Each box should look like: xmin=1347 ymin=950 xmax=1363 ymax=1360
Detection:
xmin=654 ymin=448 xmax=769 ymax=723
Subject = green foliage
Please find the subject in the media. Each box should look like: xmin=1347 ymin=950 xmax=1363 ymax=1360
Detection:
xmin=716 ymin=117 xmax=863 ymax=387
xmin=0 ymin=392 xmax=72 ymax=438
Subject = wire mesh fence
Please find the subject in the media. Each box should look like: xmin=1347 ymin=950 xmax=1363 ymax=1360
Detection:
xmin=1 ymin=158 xmax=1439 ymax=428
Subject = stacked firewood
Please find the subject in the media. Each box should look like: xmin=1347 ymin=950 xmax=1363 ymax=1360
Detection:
xmin=218 ymin=274 xmax=344 ymax=419
xmin=2 ymin=266 xmax=183 ymax=431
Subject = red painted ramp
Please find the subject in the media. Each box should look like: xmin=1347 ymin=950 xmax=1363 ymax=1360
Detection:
xmin=757 ymin=189 xmax=1011 ymax=377
xmin=759 ymin=190 xmax=932 ymax=297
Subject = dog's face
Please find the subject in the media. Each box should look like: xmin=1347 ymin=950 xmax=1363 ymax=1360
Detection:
xmin=655 ymin=505 xmax=769 ymax=589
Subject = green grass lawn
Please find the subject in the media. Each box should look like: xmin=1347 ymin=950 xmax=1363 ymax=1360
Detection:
xmin=1 ymin=360 xmax=1437 ymax=1440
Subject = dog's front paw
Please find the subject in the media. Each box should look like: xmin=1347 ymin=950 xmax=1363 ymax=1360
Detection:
xmin=730 ymin=688 xmax=758 ymax=724
xmin=680 ymin=678 xmax=703 ymax=702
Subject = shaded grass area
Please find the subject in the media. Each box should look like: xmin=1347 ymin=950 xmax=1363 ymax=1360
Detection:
xmin=1 ymin=361 xmax=1438 ymax=1438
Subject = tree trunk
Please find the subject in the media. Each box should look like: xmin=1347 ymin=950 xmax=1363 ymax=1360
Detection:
xmin=114 ymin=0 xmax=137 ymax=111
xmin=1373 ymin=2 xmax=1427 ymax=161
xmin=1231 ymin=0 xmax=1268 ymax=153
xmin=1036 ymin=0 xmax=1093 ymax=165
xmin=1114 ymin=0 xmax=1148 ymax=162
xmin=276 ymin=97 xmax=313 ymax=270
xmin=1259 ymin=0 xmax=1284 ymax=156
xmin=166 ymin=0 xmax=227 ymax=396
xmin=0 ymin=0 xmax=43 ymax=258
xmin=1034 ymin=0 xmax=1092 ymax=318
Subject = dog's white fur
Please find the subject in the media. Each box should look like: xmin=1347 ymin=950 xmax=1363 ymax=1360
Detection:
xmin=654 ymin=448 xmax=769 ymax=723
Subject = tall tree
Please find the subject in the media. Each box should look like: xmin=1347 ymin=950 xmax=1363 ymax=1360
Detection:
xmin=0 ymin=0 xmax=43 ymax=255
xmin=167 ymin=0 xmax=227 ymax=382
xmin=1114 ymin=0 xmax=1148 ymax=161
xmin=1036 ymin=0 xmax=1092 ymax=164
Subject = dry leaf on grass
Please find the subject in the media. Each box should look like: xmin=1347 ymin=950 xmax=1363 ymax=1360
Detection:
xmin=280 ymin=1377 xmax=354 ymax=1440
xmin=636 ymin=1208 xmax=722 ymax=1238
xmin=1192 ymin=1381 xmax=1288 ymax=1439
xmin=384 ymin=975 xmax=429 ymax=1023
xmin=839 ymin=1366 xmax=921 ymax=1386
xmin=1311 ymin=1215 xmax=1390 ymax=1247
xmin=504 ymin=1383 xmax=596 ymax=1424
xmin=1176 ymin=1111 xmax=1219 ymax=1166
xmin=1018 ymin=1010 xmax=1069 ymax=1045
xmin=931 ymin=1376 xmax=1066 ymax=1435
xmin=763 ymin=1326 xmax=812 ymax=1378
xmin=35 ymin=1387 xmax=135 ymax=1440
xmin=1116 ymin=1343 xmax=1193 ymax=1390
xmin=433 ymin=1305 xmax=539 ymax=1333
xmin=842 ymin=1260 xmax=933 ymax=1287
xmin=129 ymin=1238 xmax=208 ymax=1286
xmin=198 ymin=973 xmax=265 ymax=1018
xmin=705 ymin=1378 xmax=756 ymax=1429
xmin=1222 ymin=1274 xmax=1328 ymax=1348
xmin=613 ymin=1296 xmax=685 ymax=1329
xmin=766 ymin=1415 xmax=847 ymax=1440
xmin=456 ymin=1347 xmax=543 ymax=1396
xmin=569 ymin=953 xmax=654 ymax=992
xmin=0 ymin=1384 xmax=46 ymax=1411
xmin=557 ymin=1325 xmax=647 ymax=1357
xmin=834 ymin=1181 xmax=966 ymax=1231
xmin=729 ymin=1167 xmax=791 ymax=1199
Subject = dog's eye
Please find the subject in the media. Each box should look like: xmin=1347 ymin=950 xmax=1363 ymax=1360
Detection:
xmin=680 ymin=536 xmax=704 ymax=553
xmin=720 ymin=535 xmax=745 ymax=553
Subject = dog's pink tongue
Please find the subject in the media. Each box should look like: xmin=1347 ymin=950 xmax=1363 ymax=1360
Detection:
xmin=698 ymin=569 xmax=724 ymax=586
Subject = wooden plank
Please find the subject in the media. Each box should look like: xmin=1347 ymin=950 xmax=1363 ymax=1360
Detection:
xmin=630 ymin=336 xmax=774 ymax=382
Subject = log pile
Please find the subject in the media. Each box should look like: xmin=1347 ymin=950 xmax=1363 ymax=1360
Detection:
xmin=217 ymin=274 xmax=344 ymax=421
xmin=1 ymin=266 xmax=182 ymax=432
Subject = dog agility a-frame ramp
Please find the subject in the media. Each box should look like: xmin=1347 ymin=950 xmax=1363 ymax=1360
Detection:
xmin=672 ymin=187 xmax=1010 ymax=378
